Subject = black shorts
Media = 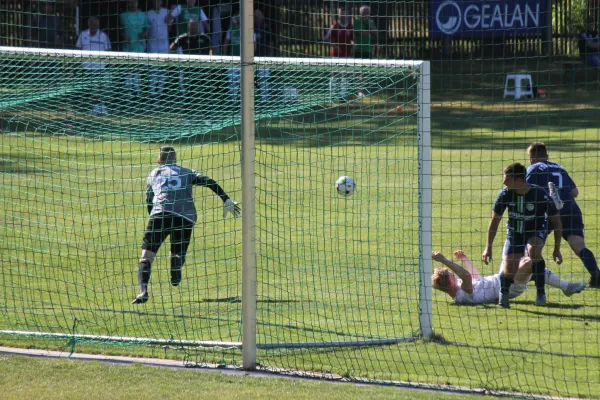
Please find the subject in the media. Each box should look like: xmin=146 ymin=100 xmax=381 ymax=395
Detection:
xmin=553 ymin=212 xmax=585 ymax=241
xmin=142 ymin=213 xmax=194 ymax=255
xmin=503 ymin=230 xmax=547 ymax=256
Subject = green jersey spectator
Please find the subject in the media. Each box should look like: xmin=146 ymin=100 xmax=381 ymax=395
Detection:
xmin=121 ymin=0 xmax=148 ymax=53
xmin=353 ymin=5 xmax=377 ymax=58
xmin=171 ymin=0 xmax=209 ymax=36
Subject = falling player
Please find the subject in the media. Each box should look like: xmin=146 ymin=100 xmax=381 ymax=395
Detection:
xmin=432 ymin=250 xmax=585 ymax=305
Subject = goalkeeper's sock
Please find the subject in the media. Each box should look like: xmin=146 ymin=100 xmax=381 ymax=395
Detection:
xmin=578 ymin=248 xmax=600 ymax=276
xmin=499 ymin=271 xmax=514 ymax=295
xmin=532 ymin=259 xmax=547 ymax=296
xmin=170 ymin=255 xmax=185 ymax=287
xmin=137 ymin=259 xmax=152 ymax=294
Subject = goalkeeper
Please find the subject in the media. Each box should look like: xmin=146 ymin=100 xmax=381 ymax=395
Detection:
xmin=132 ymin=147 xmax=240 ymax=304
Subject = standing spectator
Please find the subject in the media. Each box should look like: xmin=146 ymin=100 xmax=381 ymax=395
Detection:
xmin=147 ymin=0 xmax=174 ymax=105
xmin=170 ymin=20 xmax=210 ymax=104
xmin=121 ymin=0 xmax=148 ymax=105
xmin=325 ymin=7 xmax=353 ymax=101
xmin=210 ymin=5 xmax=222 ymax=55
xmin=171 ymin=0 xmax=210 ymax=38
xmin=75 ymin=16 xmax=112 ymax=115
xmin=30 ymin=1 xmax=62 ymax=49
xmin=254 ymin=9 xmax=272 ymax=103
xmin=353 ymin=5 xmax=376 ymax=59
xmin=223 ymin=12 xmax=268 ymax=105
xmin=254 ymin=9 xmax=274 ymax=57
xmin=353 ymin=5 xmax=377 ymax=97
xmin=578 ymin=16 xmax=600 ymax=68
xmin=170 ymin=20 xmax=211 ymax=55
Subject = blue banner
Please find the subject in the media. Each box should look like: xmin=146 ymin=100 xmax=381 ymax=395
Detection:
xmin=429 ymin=0 xmax=547 ymax=38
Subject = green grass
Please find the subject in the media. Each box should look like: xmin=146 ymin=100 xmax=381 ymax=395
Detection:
xmin=1 ymin=58 xmax=600 ymax=398
xmin=0 ymin=355 xmax=485 ymax=400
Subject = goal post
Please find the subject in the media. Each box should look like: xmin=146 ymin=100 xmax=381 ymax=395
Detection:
xmin=0 ymin=45 xmax=431 ymax=361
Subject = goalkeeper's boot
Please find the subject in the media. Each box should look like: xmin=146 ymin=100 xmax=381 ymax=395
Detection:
xmin=563 ymin=282 xmax=586 ymax=297
xmin=131 ymin=292 xmax=149 ymax=304
xmin=498 ymin=293 xmax=510 ymax=309
xmin=535 ymin=294 xmax=547 ymax=306
xmin=170 ymin=268 xmax=182 ymax=287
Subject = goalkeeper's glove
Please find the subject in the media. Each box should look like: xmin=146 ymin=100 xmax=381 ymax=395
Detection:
xmin=223 ymin=199 xmax=241 ymax=218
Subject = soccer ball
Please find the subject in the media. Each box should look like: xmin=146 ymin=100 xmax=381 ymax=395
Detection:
xmin=335 ymin=176 xmax=356 ymax=196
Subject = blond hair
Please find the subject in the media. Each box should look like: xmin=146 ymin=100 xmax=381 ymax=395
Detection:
xmin=432 ymin=267 xmax=453 ymax=289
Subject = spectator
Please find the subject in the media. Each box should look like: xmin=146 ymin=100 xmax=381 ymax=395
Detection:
xmin=171 ymin=0 xmax=210 ymax=38
xmin=325 ymin=6 xmax=354 ymax=58
xmin=224 ymin=12 xmax=269 ymax=105
xmin=30 ymin=1 xmax=62 ymax=49
xmin=353 ymin=5 xmax=377 ymax=97
xmin=353 ymin=6 xmax=377 ymax=59
xmin=325 ymin=7 xmax=353 ymax=101
xmin=224 ymin=12 xmax=242 ymax=56
xmin=120 ymin=0 xmax=148 ymax=105
xmin=170 ymin=20 xmax=210 ymax=100
xmin=579 ymin=16 xmax=600 ymax=68
xmin=75 ymin=16 xmax=112 ymax=115
xmin=210 ymin=6 xmax=222 ymax=55
xmin=170 ymin=20 xmax=210 ymax=55
xmin=254 ymin=9 xmax=274 ymax=57
xmin=147 ymin=0 xmax=173 ymax=105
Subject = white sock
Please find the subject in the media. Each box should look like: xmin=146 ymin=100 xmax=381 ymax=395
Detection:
xmin=545 ymin=269 xmax=569 ymax=291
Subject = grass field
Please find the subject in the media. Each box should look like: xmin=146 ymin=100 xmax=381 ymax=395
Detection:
xmin=1 ymin=58 xmax=600 ymax=398
xmin=0 ymin=355 xmax=485 ymax=400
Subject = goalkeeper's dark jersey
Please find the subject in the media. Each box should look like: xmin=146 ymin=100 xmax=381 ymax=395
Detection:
xmin=145 ymin=164 xmax=206 ymax=223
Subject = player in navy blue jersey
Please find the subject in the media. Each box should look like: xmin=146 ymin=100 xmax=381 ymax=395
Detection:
xmin=527 ymin=142 xmax=600 ymax=288
xmin=132 ymin=147 xmax=240 ymax=304
xmin=482 ymin=163 xmax=563 ymax=308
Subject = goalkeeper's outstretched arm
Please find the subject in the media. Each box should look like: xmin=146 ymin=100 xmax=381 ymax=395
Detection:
xmin=192 ymin=174 xmax=241 ymax=218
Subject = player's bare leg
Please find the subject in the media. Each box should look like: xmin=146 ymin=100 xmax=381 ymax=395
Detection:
xmin=514 ymin=256 xmax=586 ymax=297
xmin=132 ymin=250 xmax=156 ymax=304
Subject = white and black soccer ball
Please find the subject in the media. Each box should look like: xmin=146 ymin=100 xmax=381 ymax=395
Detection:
xmin=335 ymin=176 xmax=356 ymax=196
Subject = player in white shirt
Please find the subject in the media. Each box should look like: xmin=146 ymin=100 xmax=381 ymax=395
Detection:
xmin=432 ymin=250 xmax=586 ymax=305
xmin=75 ymin=16 xmax=112 ymax=115
xmin=147 ymin=0 xmax=174 ymax=103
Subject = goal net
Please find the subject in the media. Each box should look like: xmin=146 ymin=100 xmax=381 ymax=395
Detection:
xmin=0 ymin=45 xmax=430 ymax=359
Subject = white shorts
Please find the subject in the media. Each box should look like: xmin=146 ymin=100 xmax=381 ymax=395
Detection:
xmin=508 ymin=281 xmax=528 ymax=299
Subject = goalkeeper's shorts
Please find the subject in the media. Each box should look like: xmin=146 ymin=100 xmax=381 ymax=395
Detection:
xmin=142 ymin=212 xmax=194 ymax=254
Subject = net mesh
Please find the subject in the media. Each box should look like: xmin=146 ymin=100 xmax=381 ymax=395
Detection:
xmin=2 ymin=0 xmax=600 ymax=398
